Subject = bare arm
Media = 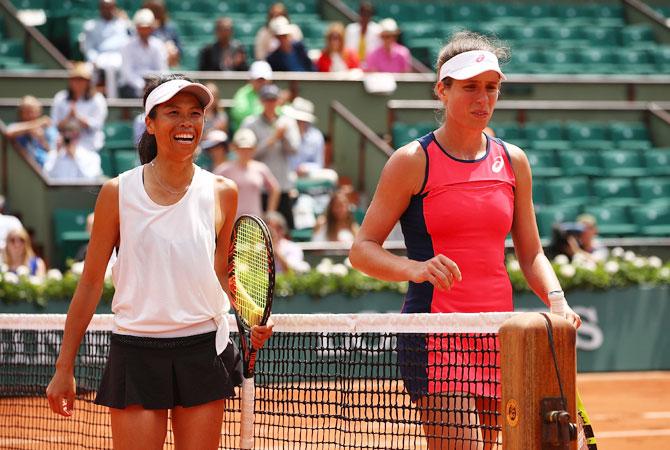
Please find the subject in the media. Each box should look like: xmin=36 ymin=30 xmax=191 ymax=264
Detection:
xmin=260 ymin=162 xmax=281 ymax=212
xmin=4 ymin=116 xmax=50 ymax=138
xmin=46 ymin=179 xmax=120 ymax=416
xmin=508 ymin=144 xmax=581 ymax=327
xmin=349 ymin=143 xmax=461 ymax=290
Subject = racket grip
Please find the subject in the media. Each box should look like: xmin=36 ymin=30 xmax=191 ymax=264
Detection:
xmin=549 ymin=290 xmax=568 ymax=317
xmin=239 ymin=376 xmax=255 ymax=450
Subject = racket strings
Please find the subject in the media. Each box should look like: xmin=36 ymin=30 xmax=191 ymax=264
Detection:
xmin=234 ymin=218 xmax=270 ymax=327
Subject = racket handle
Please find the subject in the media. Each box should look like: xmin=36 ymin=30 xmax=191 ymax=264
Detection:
xmin=549 ymin=290 xmax=568 ymax=317
xmin=239 ymin=376 xmax=255 ymax=450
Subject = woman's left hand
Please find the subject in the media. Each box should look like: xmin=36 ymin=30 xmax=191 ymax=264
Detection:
xmin=250 ymin=318 xmax=274 ymax=349
xmin=562 ymin=304 xmax=582 ymax=329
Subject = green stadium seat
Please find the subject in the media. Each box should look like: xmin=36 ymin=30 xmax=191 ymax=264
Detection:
xmin=616 ymin=48 xmax=656 ymax=74
xmin=10 ymin=0 xmax=48 ymax=9
xmin=655 ymin=46 xmax=670 ymax=72
xmin=177 ymin=20 xmax=215 ymax=38
xmin=392 ymin=122 xmax=433 ymax=147
xmin=104 ymin=121 xmax=134 ymax=150
xmin=416 ymin=3 xmax=449 ymax=21
xmin=548 ymin=26 xmax=589 ymax=48
xmin=630 ymin=205 xmax=670 ymax=236
xmin=581 ymin=205 xmax=637 ymax=236
xmin=566 ymin=122 xmax=611 ymax=151
xmin=535 ymin=204 xmax=581 ymax=239
xmin=505 ymin=48 xmax=545 ymax=74
xmin=0 ymin=40 xmax=23 ymax=58
xmin=636 ymin=178 xmax=670 ymax=206
xmin=296 ymin=178 xmax=336 ymax=197
xmin=544 ymin=48 xmax=582 ymax=74
xmin=489 ymin=122 xmax=526 ymax=148
xmin=557 ymin=150 xmax=601 ymax=177
xmin=100 ymin=151 xmax=114 ymax=177
xmin=376 ymin=3 xmax=418 ymax=21
xmin=448 ymin=3 xmax=482 ymax=22
xmin=179 ymin=44 xmax=201 ymax=71
xmin=580 ymin=47 xmax=619 ymax=74
xmin=621 ymin=24 xmax=655 ymax=48
xmin=582 ymin=27 xmax=620 ymax=48
xmin=53 ymin=208 xmax=92 ymax=267
xmin=532 ymin=180 xmax=548 ymax=205
xmin=609 ymin=121 xmax=651 ymax=151
xmin=525 ymin=121 xmax=570 ymax=151
xmin=643 ymin=150 xmax=670 ymax=176
xmin=114 ymin=150 xmax=140 ymax=175
xmin=545 ymin=177 xmax=591 ymax=207
xmin=600 ymin=150 xmax=646 ymax=177
xmin=526 ymin=150 xmax=562 ymax=177
xmin=591 ymin=178 xmax=637 ymax=206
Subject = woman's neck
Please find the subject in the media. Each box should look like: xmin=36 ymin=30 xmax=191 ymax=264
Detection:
xmin=152 ymin=157 xmax=195 ymax=187
xmin=434 ymin=125 xmax=487 ymax=160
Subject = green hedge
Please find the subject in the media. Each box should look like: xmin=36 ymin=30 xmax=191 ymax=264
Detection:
xmin=0 ymin=248 xmax=668 ymax=307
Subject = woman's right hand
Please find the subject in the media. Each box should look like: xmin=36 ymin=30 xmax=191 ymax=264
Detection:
xmin=46 ymin=369 xmax=76 ymax=417
xmin=408 ymin=254 xmax=462 ymax=291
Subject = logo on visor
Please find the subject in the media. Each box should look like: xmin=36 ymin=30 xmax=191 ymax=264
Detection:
xmin=476 ymin=54 xmax=485 ymax=62
xmin=492 ymin=156 xmax=504 ymax=173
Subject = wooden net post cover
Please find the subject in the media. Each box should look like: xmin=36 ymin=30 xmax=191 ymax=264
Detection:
xmin=500 ymin=312 xmax=576 ymax=450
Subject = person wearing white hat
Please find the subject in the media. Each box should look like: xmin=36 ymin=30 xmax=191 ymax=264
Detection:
xmin=214 ymin=128 xmax=280 ymax=219
xmin=364 ymin=18 xmax=411 ymax=73
xmin=118 ymin=8 xmax=168 ymax=98
xmin=230 ymin=60 xmax=273 ymax=131
xmin=283 ymin=97 xmax=326 ymax=176
xmin=46 ymin=74 xmax=273 ymax=449
xmin=349 ymin=31 xmax=581 ymax=450
xmin=266 ymin=16 xmax=315 ymax=72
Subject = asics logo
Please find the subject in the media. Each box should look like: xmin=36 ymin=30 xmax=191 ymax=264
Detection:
xmin=492 ymin=156 xmax=504 ymax=173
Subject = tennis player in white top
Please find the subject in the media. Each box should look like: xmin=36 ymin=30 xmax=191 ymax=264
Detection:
xmin=47 ymin=74 xmax=273 ymax=450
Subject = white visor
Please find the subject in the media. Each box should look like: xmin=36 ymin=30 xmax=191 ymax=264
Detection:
xmin=439 ymin=50 xmax=506 ymax=82
xmin=145 ymin=79 xmax=214 ymax=116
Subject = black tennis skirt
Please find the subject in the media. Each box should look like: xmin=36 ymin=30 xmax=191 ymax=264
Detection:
xmin=94 ymin=331 xmax=243 ymax=409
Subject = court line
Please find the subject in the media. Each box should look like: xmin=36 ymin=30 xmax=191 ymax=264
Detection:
xmin=597 ymin=429 xmax=670 ymax=439
xmin=590 ymin=411 xmax=670 ymax=421
xmin=643 ymin=412 xmax=670 ymax=420
xmin=577 ymin=371 xmax=670 ymax=381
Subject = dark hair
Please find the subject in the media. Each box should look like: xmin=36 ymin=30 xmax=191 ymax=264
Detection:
xmin=137 ymin=73 xmax=194 ymax=164
xmin=436 ymin=31 xmax=509 ymax=86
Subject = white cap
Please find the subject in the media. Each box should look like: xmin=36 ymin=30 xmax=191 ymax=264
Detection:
xmin=144 ymin=79 xmax=214 ymax=115
xmin=201 ymin=129 xmax=228 ymax=150
xmin=133 ymin=8 xmax=155 ymax=27
xmin=269 ymin=16 xmax=292 ymax=36
xmin=233 ymin=128 xmax=257 ymax=148
xmin=249 ymin=60 xmax=273 ymax=80
xmin=283 ymin=97 xmax=316 ymax=123
xmin=439 ymin=50 xmax=506 ymax=81
xmin=379 ymin=18 xmax=399 ymax=35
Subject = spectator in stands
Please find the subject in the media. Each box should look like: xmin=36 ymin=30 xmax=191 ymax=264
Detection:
xmin=0 ymin=195 xmax=23 ymax=252
xmin=201 ymin=129 xmax=229 ymax=172
xmin=44 ymin=120 xmax=103 ymax=181
xmin=215 ymin=128 xmax=280 ymax=219
xmin=254 ymin=2 xmax=303 ymax=61
xmin=5 ymin=96 xmax=57 ymax=167
xmin=344 ymin=1 xmax=382 ymax=66
xmin=143 ymin=0 xmax=181 ymax=67
xmin=230 ymin=61 xmax=273 ymax=131
xmin=2 ymin=227 xmax=46 ymax=278
xmin=266 ymin=17 xmax=314 ymax=72
xmin=283 ymin=97 xmax=336 ymax=183
xmin=316 ymin=22 xmax=360 ymax=73
xmin=365 ymin=19 xmax=411 ymax=73
xmin=203 ymin=82 xmax=229 ymax=135
xmin=574 ymin=214 xmax=607 ymax=260
xmin=199 ymin=17 xmax=248 ymax=72
xmin=119 ymin=8 xmax=168 ymax=98
xmin=312 ymin=188 xmax=359 ymax=244
xmin=80 ymin=0 xmax=131 ymax=98
xmin=51 ymin=63 xmax=108 ymax=153
xmin=265 ymin=211 xmax=309 ymax=273
xmin=241 ymin=84 xmax=299 ymax=229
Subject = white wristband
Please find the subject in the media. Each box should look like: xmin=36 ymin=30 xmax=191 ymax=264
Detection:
xmin=548 ymin=290 xmax=568 ymax=316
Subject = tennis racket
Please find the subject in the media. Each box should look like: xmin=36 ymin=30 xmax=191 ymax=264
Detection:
xmin=576 ymin=390 xmax=597 ymax=450
xmin=228 ymin=215 xmax=275 ymax=450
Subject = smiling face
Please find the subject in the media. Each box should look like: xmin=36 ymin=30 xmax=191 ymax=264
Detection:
xmin=437 ymin=71 xmax=501 ymax=132
xmin=145 ymin=92 xmax=204 ymax=161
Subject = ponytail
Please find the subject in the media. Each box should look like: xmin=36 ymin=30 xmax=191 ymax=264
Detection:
xmin=138 ymin=130 xmax=157 ymax=164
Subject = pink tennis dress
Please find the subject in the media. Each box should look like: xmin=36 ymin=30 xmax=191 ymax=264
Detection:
xmin=397 ymin=132 xmax=516 ymax=400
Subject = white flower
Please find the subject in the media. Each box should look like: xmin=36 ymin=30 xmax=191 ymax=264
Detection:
xmin=331 ymin=264 xmax=348 ymax=277
xmin=633 ymin=257 xmax=647 ymax=268
xmin=343 ymin=257 xmax=352 ymax=268
xmin=611 ymin=247 xmax=625 ymax=258
xmin=0 ymin=264 xmax=7 ymax=272
xmin=624 ymin=251 xmax=636 ymax=262
xmin=559 ymin=264 xmax=576 ymax=278
xmin=604 ymin=261 xmax=619 ymax=274
xmin=553 ymin=254 xmax=570 ymax=265
xmin=572 ymin=253 xmax=588 ymax=267
xmin=660 ymin=267 xmax=670 ymax=280
xmin=3 ymin=272 xmax=19 ymax=284
xmin=15 ymin=265 xmax=30 ymax=277
xmin=70 ymin=262 xmax=84 ymax=276
xmin=581 ymin=260 xmax=597 ymax=272
xmin=46 ymin=269 xmax=63 ymax=281
xmin=28 ymin=275 xmax=43 ymax=286
xmin=507 ymin=259 xmax=521 ymax=272
xmin=648 ymin=256 xmax=662 ymax=269
xmin=316 ymin=259 xmax=333 ymax=276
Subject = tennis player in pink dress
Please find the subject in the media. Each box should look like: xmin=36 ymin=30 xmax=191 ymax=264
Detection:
xmin=350 ymin=31 xmax=581 ymax=450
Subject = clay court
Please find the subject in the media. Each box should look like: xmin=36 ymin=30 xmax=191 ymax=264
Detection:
xmin=1 ymin=371 xmax=669 ymax=449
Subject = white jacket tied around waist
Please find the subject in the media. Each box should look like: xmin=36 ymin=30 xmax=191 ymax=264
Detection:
xmin=111 ymin=164 xmax=230 ymax=352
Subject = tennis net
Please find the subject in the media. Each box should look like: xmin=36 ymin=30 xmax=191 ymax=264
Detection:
xmin=0 ymin=312 xmax=515 ymax=449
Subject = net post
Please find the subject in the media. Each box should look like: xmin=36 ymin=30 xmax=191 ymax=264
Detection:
xmin=500 ymin=312 xmax=577 ymax=449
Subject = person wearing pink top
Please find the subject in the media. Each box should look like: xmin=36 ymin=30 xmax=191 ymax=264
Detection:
xmin=350 ymin=31 xmax=581 ymax=449
xmin=215 ymin=128 xmax=280 ymax=219
xmin=364 ymin=18 xmax=411 ymax=73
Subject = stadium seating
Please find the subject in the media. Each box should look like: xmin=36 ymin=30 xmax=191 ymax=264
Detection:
xmin=52 ymin=208 xmax=92 ymax=266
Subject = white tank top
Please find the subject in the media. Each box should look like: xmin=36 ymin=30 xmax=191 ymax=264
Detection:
xmin=111 ymin=164 xmax=230 ymax=351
